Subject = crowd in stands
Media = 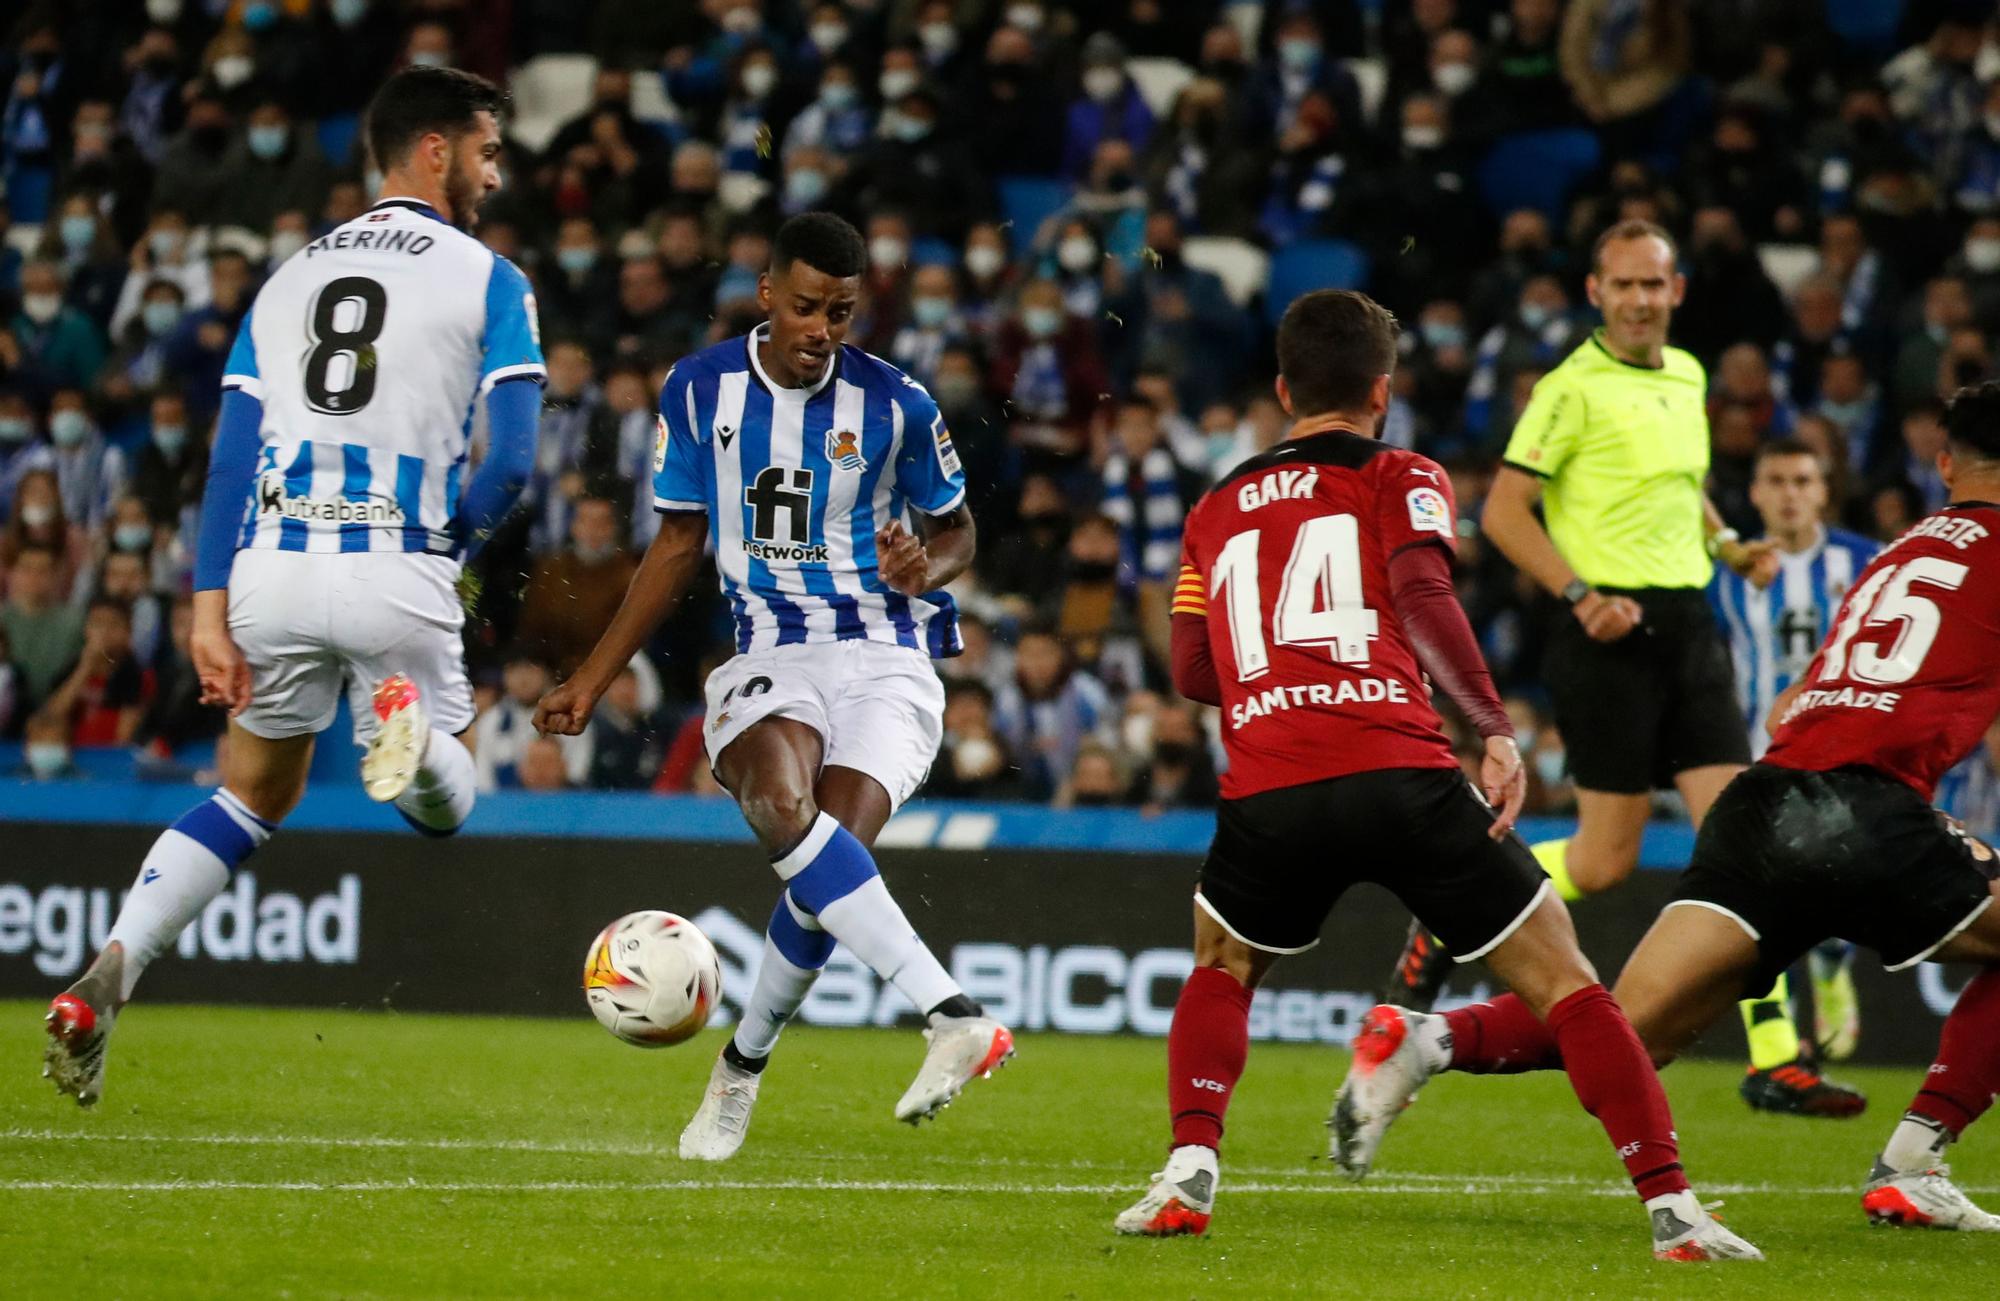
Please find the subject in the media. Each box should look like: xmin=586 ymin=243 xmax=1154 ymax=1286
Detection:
xmin=2 ymin=0 xmax=1998 ymax=813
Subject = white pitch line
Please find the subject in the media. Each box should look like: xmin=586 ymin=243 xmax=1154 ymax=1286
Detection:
xmin=0 ymin=1177 xmax=1980 ymax=1198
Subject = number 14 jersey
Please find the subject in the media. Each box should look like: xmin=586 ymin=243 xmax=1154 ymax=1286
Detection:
xmin=1175 ymin=429 xmax=1463 ymax=799
xmin=221 ymin=198 xmax=545 ymax=557
xmin=1765 ymin=502 xmax=2000 ymax=801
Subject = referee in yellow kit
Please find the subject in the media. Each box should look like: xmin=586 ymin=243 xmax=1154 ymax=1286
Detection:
xmin=1387 ymin=219 xmax=1865 ymax=1116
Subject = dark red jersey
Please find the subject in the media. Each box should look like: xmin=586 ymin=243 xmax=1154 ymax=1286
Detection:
xmin=1765 ymin=503 xmax=2000 ymax=800
xmin=1175 ymin=430 xmax=1461 ymax=799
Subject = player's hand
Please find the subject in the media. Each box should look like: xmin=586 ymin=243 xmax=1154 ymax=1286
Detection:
xmin=1720 ymin=537 xmax=1781 ymax=589
xmin=190 ymin=617 xmax=252 ymax=716
xmin=533 ymin=678 xmax=599 ymax=737
xmin=1480 ymin=735 xmax=1526 ymax=840
xmin=876 ymin=521 xmax=930 ymax=596
xmin=1573 ymin=591 xmax=1642 ymax=642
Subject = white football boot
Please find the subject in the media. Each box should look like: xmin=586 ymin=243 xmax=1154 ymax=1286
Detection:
xmin=43 ymin=946 xmax=124 ymax=1108
xmin=893 ymin=1014 xmax=1015 ymax=1124
xmin=1330 ymin=1004 xmax=1440 ymax=1177
xmin=679 ymin=1051 xmax=762 ymax=1161
xmin=1649 ymin=1191 xmax=1765 ymax=1261
xmin=1863 ymin=1161 xmax=2000 ymax=1231
xmin=1115 ymin=1145 xmax=1218 ymax=1236
xmin=361 ymin=673 xmax=427 ymax=803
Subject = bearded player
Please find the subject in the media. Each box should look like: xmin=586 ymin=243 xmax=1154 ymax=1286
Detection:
xmin=1344 ymin=380 xmax=2000 ymax=1232
xmin=535 ymin=212 xmax=1010 ymax=1158
xmin=1113 ymin=290 xmax=1759 ymax=1262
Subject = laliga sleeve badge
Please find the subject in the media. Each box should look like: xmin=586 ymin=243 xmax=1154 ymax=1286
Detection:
xmin=827 ymin=428 xmax=867 ymax=472
xmin=1406 ymin=486 xmax=1451 ymax=536
xmin=653 ymin=415 xmax=669 ymax=474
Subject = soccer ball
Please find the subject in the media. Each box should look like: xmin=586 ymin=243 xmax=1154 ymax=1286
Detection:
xmin=583 ymin=911 xmax=722 ymax=1047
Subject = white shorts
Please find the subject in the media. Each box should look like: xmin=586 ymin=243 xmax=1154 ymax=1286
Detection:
xmin=702 ymin=639 xmax=945 ymax=811
xmin=228 ymin=549 xmax=474 ymax=745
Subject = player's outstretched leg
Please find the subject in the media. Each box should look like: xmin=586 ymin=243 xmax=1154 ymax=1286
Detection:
xmin=44 ymin=787 xmax=277 ymax=1105
xmin=681 ymin=889 xmax=834 ymax=1161
xmin=363 ymin=674 xmax=477 ymax=835
xmin=1736 ymin=972 xmax=1866 ymax=1118
xmin=1336 ymin=897 xmax=1763 ymax=1262
xmin=1863 ymin=966 xmax=2000 ymax=1230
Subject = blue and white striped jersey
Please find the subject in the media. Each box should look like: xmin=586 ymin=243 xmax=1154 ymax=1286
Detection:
xmin=221 ymin=198 xmax=545 ymax=557
xmin=1709 ymin=526 xmax=1877 ymax=759
xmin=654 ymin=326 xmax=967 ymax=657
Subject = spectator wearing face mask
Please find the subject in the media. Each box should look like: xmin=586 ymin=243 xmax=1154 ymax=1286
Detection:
xmin=516 ymin=496 xmax=640 ymax=678
xmin=0 ymin=391 xmax=55 ymax=520
xmin=978 ymin=473 xmax=1073 ymax=608
xmin=838 ymin=83 xmax=991 ymax=241
xmin=93 ymin=547 xmax=164 ymax=669
xmin=1463 ymin=276 xmax=1579 ymax=442
xmin=474 ymin=655 xmax=594 ymax=792
xmin=889 ymin=261 xmax=967 ymax=387
xmin=37 ymin=194 xmax=126 ymax=334
xmin=40 ymin=597 xmax=151 ymax=747
xmin=924 ymin=680 xmax=1028 ymax=800
xmin=163 ymin=247 xmax=253 ymax=422
xmin=15 ymin=711 xmax=83 ymax=781
xmin=1948 ymin=216 xmax=2000 ymax=334
xmin=972 ymin=22 xmax=1068 ymax=177
xmin=42 ymin=387 xmax=123 ymax=532
xmin=994 ymin=625 xmax=1116 ymax=802
xmin=957 ymin=222 xmax=1018 ymax=337
xmin=109 ymin=209 xmax=209 ymax=343
xmin=11 ymin=260 xmax=106 ymax=399
xmin=539 ymin=218 xmax=619 ymax=345
xmin=213 ymin=97 xmax=332 ymax=235
xmin=586 ymin=665 xmax=665 ymax=790
xmin=150 ymin=89 xmax=237 ymax=227
xmin=117 ymin=25 xmax=186 ymax=169
xmin=1132 ymin=701 xmax=1218 ymax=811
xmin=3 ymin=469 xmax=87 ymax=599
xmin=127 ymin=389 xmax=203 ymax=527
xmin=1049 ymin=514 xmax=1127 ymax=670
xmin=1674 ymin=206 xmax=1789 ymax=363
xmin=990 ymin=277 xmax=1110 ymax=471
xmin=1065 ymin=33 xmax=1156 ymax=181
xmin=783 ymin=57 xmax=873 ymax=167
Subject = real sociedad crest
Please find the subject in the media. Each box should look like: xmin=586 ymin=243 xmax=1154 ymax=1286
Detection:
xmin=826 ymin=428 xmax=866 ymax=472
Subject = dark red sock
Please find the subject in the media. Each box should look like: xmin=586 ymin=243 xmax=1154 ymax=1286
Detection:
xmin=1167 ymin=966 xmax=1254 ymax=1151
xmin=1909 ymin=967 xmax=2000 ymax=1136
xmin=1547 ymin=984 xmax=1687 ymax=1201
xmin=1444 ymin=993 xmax=1562 ymax=1072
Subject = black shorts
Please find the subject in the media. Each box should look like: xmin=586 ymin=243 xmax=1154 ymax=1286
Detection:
xmin=1544 ymin=587 xmax=1749 ymax=794
xmin=1198 ymin=766 xmax=1550 ymax=957
xmin=1674 ymin=764 xmax=1998 ymax=997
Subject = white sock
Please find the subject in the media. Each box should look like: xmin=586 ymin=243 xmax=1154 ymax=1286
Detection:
xmin=1413 ymin=1010 xmax=1455 ymax=1073
xmin=732 ymin=893 xmax=829 ymax=1060
xmin=1882 ymin=1113 xmax=1954 ymax=1175
xmin=394 ymin=728 xmax=477 ymax=834
xmin=104 ymin=789 xmax=274 ymax=1001
xmin=815 ymin=876 xmax=963 ymax=1015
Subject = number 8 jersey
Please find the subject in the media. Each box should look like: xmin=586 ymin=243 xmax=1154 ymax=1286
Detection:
xmin=1174 ymin=429 xmax=1462 ymax=799
xmin=1765 ymin=502 xmax=2000 ymax=800
xmin=221 ymin=198 xmax=545 ymax=556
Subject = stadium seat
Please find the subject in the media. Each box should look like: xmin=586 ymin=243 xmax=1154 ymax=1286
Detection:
xmin=1345 ymin=57 xmax=1387 ymax=125
xmin=1476 ymin=129 xmax=1602 ymax=222
xmin=1756 ymin=242 xmax=1820 ymax=299
xmin=315 ymin=112 xmax=361 ymax=166
xmin=1126 ymin=57 xmax=1194 ymax=117
xmin=4 ymin=165 xmax=53 ymax=224
xmin=1182 ymin=235 xmax=1269 ymax=310
xmin=507 ymin=53 xmax=598 ymax=155
xmin=1264 ymin=239 xmax=1369 ymax=326
xmin=1826 ymin=0 xmax=1905 ymax=56
xmin=996 ymin=176 xmax=1074 ymax=255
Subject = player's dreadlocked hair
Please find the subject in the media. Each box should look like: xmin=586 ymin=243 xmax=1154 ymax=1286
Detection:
xmin=1276 ymin=289 xmax=1398 ymax=417
xmin=772 ymin=212 xmax=867 ymax=280
xmin=1944 ymin=380 xmax=2000 ymax=464
xmin=364 ymin=66 xmax=509 ymax=171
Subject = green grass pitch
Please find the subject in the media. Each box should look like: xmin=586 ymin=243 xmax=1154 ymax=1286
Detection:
xmin=0 ymin=1000 xmax=1989 ymax=1298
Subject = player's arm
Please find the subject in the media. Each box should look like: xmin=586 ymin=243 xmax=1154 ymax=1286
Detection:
xmin=1388 ymin=541 xmax=1524 ymax=836
xmin=1168 ymin=560 xmax=1222 ymax=706
xmin=877 ymin=505 xmax=975 ymax=596
xmin=188 ymin=324 xmax=267 ymax=715
xmin=455 ymin=377 xmax=542 ymax=558
xmin=534 ymin=510 xmax=708 ymax=736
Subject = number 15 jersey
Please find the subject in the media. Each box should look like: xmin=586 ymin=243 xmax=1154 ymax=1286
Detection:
xmin=1765 ymin=502 xmax=2000 ymax=800
xmin=221 ymin=198 xmax=546 ymax=557
xmin=1175 ymin=429 xmax=1462 ymax=800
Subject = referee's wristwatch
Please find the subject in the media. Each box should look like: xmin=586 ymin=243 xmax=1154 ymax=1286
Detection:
xmin=1561 ymin=578 xmax=1593 ymax=606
